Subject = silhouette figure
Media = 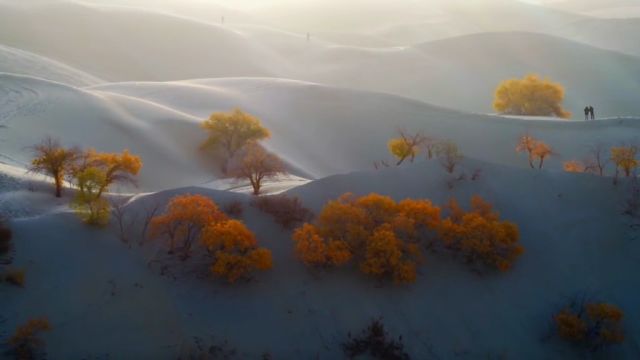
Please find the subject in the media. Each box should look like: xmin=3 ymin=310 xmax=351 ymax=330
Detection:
xmin=584 ymin=106 xmax=590 ymax=120
xmin=589 ymin=106 xmax=595 ymax=120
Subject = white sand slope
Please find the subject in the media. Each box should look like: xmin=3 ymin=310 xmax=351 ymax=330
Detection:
xmin=0 ymin=45 xmax=102 ymax=86
xmin=3 ymin=160 xmax=638 ymax=358
xmin=3 ymin=74 xmax=640 ymax=190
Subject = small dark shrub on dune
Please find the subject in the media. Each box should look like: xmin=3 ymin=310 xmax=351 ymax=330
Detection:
xmin=342 ymin=318 xmax=410 ymax=360
xmin=223 ymin=200 xmax=244 ymax=219
xmin=0 ymin=219 xmax=12 ymax=256
xmin=2 ymin=269 xmax=25 ymax=287
xmin=6 ymin=317 xmax=51 ymax=360
xmin=252 ymin=195 xmax=313 ymax=230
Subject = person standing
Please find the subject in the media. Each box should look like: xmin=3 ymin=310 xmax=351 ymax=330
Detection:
xmin=584 ymin=106 xmax=590 ymax=120
xmin=589 ymin=106 xmax=595 ymax=120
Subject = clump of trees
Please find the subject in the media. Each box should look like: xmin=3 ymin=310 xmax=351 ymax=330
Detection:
xmin=292 ymin=193 xmax=441 ymax=284
xmin=438 ymin=196 xmax=523 ymax=272
xmin=150 ymin=194 xmax=272 ymax=283
xmin=6 ymin=318 xmax=52 ymax=360
xmin=342 ymin=318 xmax=410 ymax=360
xmin=554 ymin=299 xmax=624 ymax=352
xmin=252 ymin=195 xmax=314 ymax=230
xmin=201 ymin=109 xmax=284 ymax=195
xmin=516 ymin=134 xmax=553 ymax=169
xmin=493 ymin=74 xmax=571 ymax=119
xmin=29 ymin=136 xmax=78 ymax=198
xmin=29 ymin=137 xmax=143 ymax=226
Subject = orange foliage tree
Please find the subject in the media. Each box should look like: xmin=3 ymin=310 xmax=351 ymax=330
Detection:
xmin=564 ymin=160 xmax=586 ymax=173
xmin=516 ymin=134 xmax=553 ymax=169
xmin=150 ymin=194 xmax=227 ymax=256
xmin=555 ymin=301 xmax=624 ymax=351
xmin=29 ymin=136 xmax=79 ymax=197
xmin=200 ymin=219 xmax=272 ymax=283
xmin=292 ymin=193 xmax=441 ymax=283
xmin=228 ymin=142 xmax=285 ymax=195
xmin=439 ymin=196 xmax=523 ymax=271
xmin=611 ymin=145 xmax=638 ymax=180
xmin=493 ymin=74 xmax=571 ymax=118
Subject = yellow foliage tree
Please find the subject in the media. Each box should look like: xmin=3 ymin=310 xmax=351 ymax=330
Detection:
xmin=387 ymin=129 xmax=426 ymax=166
xmin=29 ymin=136 xmax=78 ymax=198
xmin=493 ymin=74 xmax=571 ymax=119
xmin=71 ymin=149 xmax=142 ymax=226
xmin=439 ymin=196 xmax=523 ymax=271
xmin=292 ymin=193 xmax=441 ymax=283
xmin=150 ymin=194 xmax=227 ymax=256
xmin=201 ymin=219 xmax=273 ymax=283
xmin=201 ymin=108 xmax=271 ymax=172
xmin=611 ymin=146 xmax=638 ymax=179
xmin=8 ymin=317 xmax=52 ymax=360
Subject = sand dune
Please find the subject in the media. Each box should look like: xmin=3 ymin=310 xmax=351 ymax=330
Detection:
xmin=4 ymin=160 xmax=638 ymax=358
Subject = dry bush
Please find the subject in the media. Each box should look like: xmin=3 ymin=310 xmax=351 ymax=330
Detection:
xmin=0 ymin=219 xmax=12 ymax=256
xmin=342 ymin=318 xmax=410 ymax=360
xmin=2 ymin=269 xmax=25 ymax=287
xmin=554 ymin=298 xmax=624 ymax=352
xmin=435 ymin=140 xmax=463 ymax=174
xmin=223 ymin=200 xmax=244 ymax=218
xmin=292 ymin=193 xmax=441 ymax=284
xmin=438 ymin=196 xmax=523 ymax=272
xmin=252 ymin=195 xmax=313 ymax=230
xmin=493 ymin=74 xmax=571 ymax=118
xmin=7 ymin=318 xmax=51 ymax=360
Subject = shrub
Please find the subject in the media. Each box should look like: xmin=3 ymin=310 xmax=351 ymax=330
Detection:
xmin=438 ymin=196 xmax=523 ymax=272
xmin=554 ymin=299 xmax=624 ymax=352
xmin=7 ymin=318 xmax=52 ymax=360
xmin=201 ymin=219 xmax=272 ymax=283
xmin=564 ymin=161 xmax=586 ymax=173
xmin=252 ymin=195 xmax=313 ymax=230
xmin=292 ymin=193 xmax=440 ymax=284
xmin=435 ymin=140 xmax=463 ymax=174
xmin=223 ymin=200 xmax=244 ymax=218
xmin=0 ymin=219 xmax=12 ymax=256
xmin=493 ymin=74 xmax=571 ymax=118
xmin=2 ymin=269 xmax=25 ymax=287
xmin=342 ymin=318 xmax=410 ymax=360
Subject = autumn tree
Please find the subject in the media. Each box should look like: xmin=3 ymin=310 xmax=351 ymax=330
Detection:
xmin=71 ymin=149 xmax=143 ymax=226
xmin=29 ymin=136 xmax=78 ymax=197
xmin=201 ymin=108 xmax=271 ymax=172
xmin=554 ymin=300 xmax=624 ymax=352
xmin=584 ymin=144 xmax=608 ymax=176
xmin=388 ymin=129 xmax=426 ymax=166
xmin=493 ymin=74 xmax=571 ymax=118
xmin=200 ymin=219 xmax=272 ymax=283
xmin=7 ymin=318 xmax=52 ymax=360
xmin=436 ymin=140 xmax=463 ymax=174
xmin=611 ymin=145 xmax=638 ymax=180
xmin=516 ymin=134 xmax=553 ymax=169
xmin=292 ymin=193 xmax=441 ymax=283
xmin=228 ymin=142 xmax=285 ymax=195
xmin=150 ymin=194 xmax=227 ymax=257
xmin=439 ymin=196 xmax=523 ymax=272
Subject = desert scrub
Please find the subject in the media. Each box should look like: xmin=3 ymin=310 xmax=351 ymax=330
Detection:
xmin=342 ymin=318 xmax=410 ymax=360
xmin=252 ymin=195 xmax=313 ymax=230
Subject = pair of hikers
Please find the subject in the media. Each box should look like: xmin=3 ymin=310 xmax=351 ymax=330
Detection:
xmin=584 ymin=106 xmax=595 ymax=120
